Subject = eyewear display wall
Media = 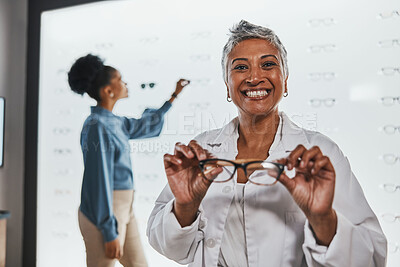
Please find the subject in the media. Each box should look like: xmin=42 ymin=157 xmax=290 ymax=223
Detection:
xmin=35 ymin=0 xmax=400 ymax=266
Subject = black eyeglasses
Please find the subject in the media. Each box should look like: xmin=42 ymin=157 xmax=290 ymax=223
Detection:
xmin=198 ymin=159 xmax=285 ymax=186
xmin=141 ymin=83 xmax=156 ymax=89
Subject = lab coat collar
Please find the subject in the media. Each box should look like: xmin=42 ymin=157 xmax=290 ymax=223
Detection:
xmin=212 ymin=111 xmax=310 ymax=155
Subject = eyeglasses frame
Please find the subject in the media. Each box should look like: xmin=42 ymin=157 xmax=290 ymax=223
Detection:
xmin=198 ymin=158 xmax=285 ymax=186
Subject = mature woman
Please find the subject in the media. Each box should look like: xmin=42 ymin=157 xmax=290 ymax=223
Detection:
xmin=68 ymin=54 xmax=189 ymax=267
xmin=147 ymin=21 xmax=387 ymax=267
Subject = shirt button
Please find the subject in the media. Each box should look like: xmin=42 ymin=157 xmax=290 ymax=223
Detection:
xmin=222 ymin=186 xmax=232 ymax=193
xmin=206 ymin=238 xmax=216 ymax=248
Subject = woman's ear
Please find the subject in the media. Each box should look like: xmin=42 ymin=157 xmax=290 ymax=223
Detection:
xmin=100 ymin=85 xmax=114 ymax=99
xmin=225 ymin=82 xmax=233 ymax=102
xmin=106 ymin=86 xmax=115 ymax=98
xmin=225 ymin=82 xmax=230 ymax=98
xmin=284 ymin=74 xmax=289 ymax=92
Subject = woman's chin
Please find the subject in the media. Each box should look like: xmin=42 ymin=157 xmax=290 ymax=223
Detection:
xmin=242 ymin=106 xmax=277 ymax=117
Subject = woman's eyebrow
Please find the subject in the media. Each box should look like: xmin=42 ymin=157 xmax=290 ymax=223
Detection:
xmin=231 ymin=58 xmax=248 ymax=64
xmin=261 ymin=54 xmax=278 ymax=60
xmin=232 ymin=55 xmax=278 ymax=65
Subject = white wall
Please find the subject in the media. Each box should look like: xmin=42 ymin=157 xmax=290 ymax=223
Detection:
xmin=0 ymin=0 xmax=27 ymax=266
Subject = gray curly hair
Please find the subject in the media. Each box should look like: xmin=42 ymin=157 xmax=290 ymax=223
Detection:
xmin=221 ymin=20 xmax=288 ymax=82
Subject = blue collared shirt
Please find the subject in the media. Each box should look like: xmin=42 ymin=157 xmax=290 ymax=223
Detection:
xmin=80 ymin=101 xmax=171 ymax=242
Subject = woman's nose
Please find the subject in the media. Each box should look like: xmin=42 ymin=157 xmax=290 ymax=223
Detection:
xmin=246 ymin=67 xmax=264 ymax=85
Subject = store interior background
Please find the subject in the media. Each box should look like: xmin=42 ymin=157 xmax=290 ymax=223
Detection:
xmin=0 ymin=0 xmax=399 ymax=266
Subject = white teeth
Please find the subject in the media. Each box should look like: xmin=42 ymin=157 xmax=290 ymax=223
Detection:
xmin=245 ymin=90 xmax=269 ymax=98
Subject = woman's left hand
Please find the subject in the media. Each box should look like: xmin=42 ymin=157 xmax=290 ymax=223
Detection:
xmin=277 ymin=144 xmax=337 ymax=246
xmin=173 ymin=78 xmax=190 ymax=96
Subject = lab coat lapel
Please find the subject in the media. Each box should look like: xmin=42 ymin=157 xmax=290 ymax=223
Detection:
xmin=199 ymin=117 xmax=239 ymax=159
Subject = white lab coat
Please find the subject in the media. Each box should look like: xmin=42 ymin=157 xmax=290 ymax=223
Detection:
xmin=147 ymin=112 xmax=387 ymax=267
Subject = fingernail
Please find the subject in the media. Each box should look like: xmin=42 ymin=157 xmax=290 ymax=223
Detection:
xmin=300 ymin=161 xmax=305 ymax=168
xmin=178 ymin=159 xmax=182 ymax=164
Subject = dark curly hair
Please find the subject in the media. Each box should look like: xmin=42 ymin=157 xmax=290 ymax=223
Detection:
xmin=67 ymin=54 xmax=116 ymax=101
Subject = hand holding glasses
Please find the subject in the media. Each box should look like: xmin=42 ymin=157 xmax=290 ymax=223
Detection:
xmin=164 ymin=141 xmax=337 ymax=241
xmin=163 ymin=140 xmax=215 ymax=227
xmin=200 ymin=145 xmax=337 ymax=245
xmin=274 ymin=145 xmax=337 ymax=246
xmin=173 ymin=78 xmax=190 ymax=98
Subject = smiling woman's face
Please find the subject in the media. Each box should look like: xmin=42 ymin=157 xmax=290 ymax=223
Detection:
xmin=226 ymin=38 xmax=288 ymax=117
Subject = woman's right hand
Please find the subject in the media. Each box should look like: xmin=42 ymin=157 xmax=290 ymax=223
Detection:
xmin=104 ymin=238 xmax=122 ymax=259
xmin=173 ymin=78 xmax=190 ymax=96
xmin=163 ymin=140 xmax=215 ymax=227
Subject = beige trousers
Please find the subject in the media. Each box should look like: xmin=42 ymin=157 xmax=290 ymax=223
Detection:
xmin=78 ymin=190 xmax=148 ymax=267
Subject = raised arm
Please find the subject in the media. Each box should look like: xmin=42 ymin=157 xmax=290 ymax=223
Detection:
xmin=123 ymin=79 xmax=190 ymax=139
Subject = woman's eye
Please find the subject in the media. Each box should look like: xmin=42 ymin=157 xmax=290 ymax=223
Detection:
xmin=263 ymin=62 xmax=277 ymax=67
xmin=234 ymin=65 xmax=248 ymax=70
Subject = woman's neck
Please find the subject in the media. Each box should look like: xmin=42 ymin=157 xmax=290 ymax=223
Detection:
xmin=97 ymin=100 xmax=116 ymax=112
xmin=237 ymin=110 xmax=280 ymax=152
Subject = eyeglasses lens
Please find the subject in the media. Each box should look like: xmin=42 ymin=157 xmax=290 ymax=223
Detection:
xmin=202 ymin=160 xmax=234 ymax=182
xmin=247 ymin=162 xmax=279 ymax=185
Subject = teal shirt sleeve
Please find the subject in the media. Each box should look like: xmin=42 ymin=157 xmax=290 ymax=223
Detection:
xmin=123 ymin=101 xmax=172 ymax=139
xmin=80 ymin=120 xmax=118 ymax=243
